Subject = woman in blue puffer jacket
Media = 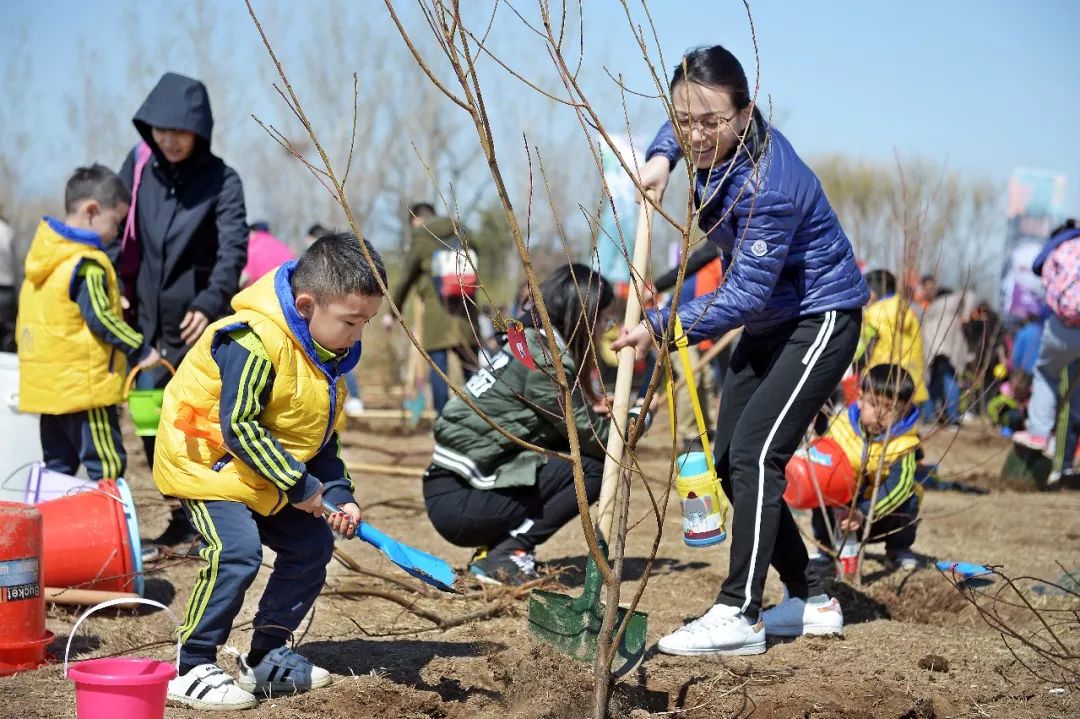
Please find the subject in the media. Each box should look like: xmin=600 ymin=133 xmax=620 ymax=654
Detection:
xmin=614 ymin=45 xmax=869 ymax=656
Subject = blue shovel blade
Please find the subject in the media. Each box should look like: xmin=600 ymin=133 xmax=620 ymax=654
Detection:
xmin=324 ymin=500 xmax=460 ymax=592
xmin=935 ymin=560 xmax=992 ymax=580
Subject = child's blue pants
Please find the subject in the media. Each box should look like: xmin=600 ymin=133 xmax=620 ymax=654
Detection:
xmin=40 ymin=406 xmax=126 ymax=481
xmin=177 ymin=500 xmax=335 ymax=667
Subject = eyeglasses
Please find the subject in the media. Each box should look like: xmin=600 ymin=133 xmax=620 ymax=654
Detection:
xmin=673 ymin=112 xmax=737 ymax=135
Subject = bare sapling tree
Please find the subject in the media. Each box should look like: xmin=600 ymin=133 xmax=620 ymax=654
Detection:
xmin=941 ymin=563 xmax=1079 ymax=686
xmin=379 ymin=2 xmax=773 ymax=715
xmin=803 ymin=155 xmax=1007 ymax=588
xmin=245 ymin=0 xmax=770 ymax=715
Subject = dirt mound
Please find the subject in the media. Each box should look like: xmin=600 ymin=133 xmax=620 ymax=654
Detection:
xmin=489 ymin=641 xmax=666 ymax=719
xmin=290 ymin=673 xmax=456 ymax=719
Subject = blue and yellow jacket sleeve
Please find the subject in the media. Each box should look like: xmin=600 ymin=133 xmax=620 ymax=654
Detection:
xmin=73 ymin=260 xmax=151 ymax=366
xmin=306 ymin=431 xmax=354 ymax=509
xmin=212 ymin=327 xmax=356 ymax=507
xmin=858 ymin=450 xmax=918 ymax=518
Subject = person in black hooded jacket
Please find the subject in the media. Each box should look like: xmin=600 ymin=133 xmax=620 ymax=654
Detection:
xmin=119 ymin=72 xmax=247 ymax=548
xmin=119 ymin=72 xmax=248 ymax=362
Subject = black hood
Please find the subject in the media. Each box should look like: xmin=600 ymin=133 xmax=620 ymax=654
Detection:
xmin=133 ymin=72 xmax=214 ymax=150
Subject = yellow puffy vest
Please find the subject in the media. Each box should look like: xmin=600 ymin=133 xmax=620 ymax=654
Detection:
xmin=826 ymin=404 xmax=921 ymax=481
xmin=17 ymin=218 xmax=126 ymax=414
xmin=153 ymin=267 xmax=349 ymax=515
xmin=863 ymin=295 xmax=929 ymax=404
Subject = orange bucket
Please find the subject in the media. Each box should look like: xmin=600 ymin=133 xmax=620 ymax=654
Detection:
xmin=784 ymin=437 xmax=856 ymax=510
xmin=38 ymin=481 xmax=138 ymax=593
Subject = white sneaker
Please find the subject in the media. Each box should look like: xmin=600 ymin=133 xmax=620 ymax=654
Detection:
xmin=656 ymin=603 xmax=766 ymax=656
xmin=762 ymin=592 xmax=843 ymax=637
xmin=237 ymin=646 xmax=331 ymax=696
xmin=167 ymin=663 xmax=258 ymax=711
xmin=343 ymin=397 xmax=365 ymax=418
xmin=885 ymin=550 xmax=920 ymax=571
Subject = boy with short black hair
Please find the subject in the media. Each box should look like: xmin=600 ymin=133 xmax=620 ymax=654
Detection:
xmin=812 ymin=363 xmax=924 ymax=571
xmin=155 ymin=232 xmax=385 ymax=710
xmin=17 ymin=164 xmax=160 ymax=480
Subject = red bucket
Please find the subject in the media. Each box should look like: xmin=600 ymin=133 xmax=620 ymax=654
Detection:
xmin=38 ymin=481 xmax=137 ymax=593
xmin=841 ymin=373 xmax=859 ymax=405
xmin=0 ymin=501 xmax=55 ymax=676
xmin=784 ymin=437 xmax=856 ymax=510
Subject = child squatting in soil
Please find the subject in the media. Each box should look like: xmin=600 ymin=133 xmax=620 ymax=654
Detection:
xmin=153 ymin=233 xmax=385 ymax=711
xmin=423 ymin=264 xmax=655 ymax=585
xmin=17 ymin=165 xmax=161 ymax=480
xmin=812 ymin=363 xmax=925 ymax=570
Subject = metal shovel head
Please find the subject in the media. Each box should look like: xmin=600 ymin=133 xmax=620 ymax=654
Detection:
xmin=323 ymin=499 xmax=461 ymax=593
xmin=361 ymin=523 xmax=460 ymax=593
xmin=527 ymin=557 xmax=648 ymax=677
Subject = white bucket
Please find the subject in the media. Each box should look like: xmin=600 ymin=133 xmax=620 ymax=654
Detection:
xmin=0 ymin=352 xmax=45 ymax=503
xmin=20 ymin=463 xmax=97 ymax=504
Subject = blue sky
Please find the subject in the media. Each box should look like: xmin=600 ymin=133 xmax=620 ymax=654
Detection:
xmin=2 ymin=0 xmax=1078 ymax=222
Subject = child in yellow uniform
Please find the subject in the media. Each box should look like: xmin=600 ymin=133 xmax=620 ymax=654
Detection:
xmin=154 ymin=233 xmax=384 ymax=711
xmin=859 ymin=269 xmax=928 ymax=406
xmin=813 ymin=363 xmax=925 ymax=570
xmin=17 ymin=165 xmax=160 ymax=479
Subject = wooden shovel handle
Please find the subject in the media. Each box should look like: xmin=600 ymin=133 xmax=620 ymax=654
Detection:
xmin=45 ymin=586 xmax=141 ymax=607
xmin=596 ymin=195 xmax=655 ymax=539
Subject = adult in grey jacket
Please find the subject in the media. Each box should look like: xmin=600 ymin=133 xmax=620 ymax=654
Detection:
xmin=920 ymin=289 xmax=970 ymax=424
xmin=424 ymin=264 xmax=620 ymax=585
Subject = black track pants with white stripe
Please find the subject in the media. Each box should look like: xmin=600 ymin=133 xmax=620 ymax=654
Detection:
xmin=712 ymin=309 xmax=861 ymax=621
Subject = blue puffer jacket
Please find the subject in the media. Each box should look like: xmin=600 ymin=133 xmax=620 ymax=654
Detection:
xmin=645 ymin=112 xmax=869 ymax=341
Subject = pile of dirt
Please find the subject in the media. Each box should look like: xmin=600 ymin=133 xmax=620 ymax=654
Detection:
xmin=489 ymin=642 xmax=667 ymax=719
xmin=289 ymin=673 xmax=454 ymax=719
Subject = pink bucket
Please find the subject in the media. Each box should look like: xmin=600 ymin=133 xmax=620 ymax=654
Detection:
xmin=65 ymin=599 xmax=179 ymax=719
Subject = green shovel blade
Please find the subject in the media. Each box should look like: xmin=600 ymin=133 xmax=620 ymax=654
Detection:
xmin=527 ymin=554 xmax=648 ymax=677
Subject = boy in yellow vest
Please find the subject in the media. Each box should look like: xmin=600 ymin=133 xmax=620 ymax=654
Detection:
xmin=810 ymin=363 xmax=924 ymax=572
xmin=17 ymin=165 xmax=160 ymax=480
xmin=858 ymin=269 xmax=929 ymax=406
xmin=155 ymin=233 xmax=384 ymax=710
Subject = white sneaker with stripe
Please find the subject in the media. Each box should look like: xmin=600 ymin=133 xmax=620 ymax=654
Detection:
xmin=656 ymin=603 xmax=766 ymax=656
xmin=237 ymin=646 xmax=331 ymax=695
xmin=167 ymin=663 xmax=258 ymax=711
xmin=762 ymin=591 xmax=843 ymax=637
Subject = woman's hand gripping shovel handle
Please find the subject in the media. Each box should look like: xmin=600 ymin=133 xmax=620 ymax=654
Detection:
xmin=595 ymin=191 xmax=658 ymax=556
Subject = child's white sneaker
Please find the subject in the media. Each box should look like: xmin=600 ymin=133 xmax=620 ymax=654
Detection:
xmin=656 ymin=603 xmax=766 ymax=656
xmin=167 ymin=663 xmax=258 ymax=711
xmin=762 ymin=592 xmax=843 ymax=637
xmin=237 ymin=646 xmax=331 ymax=695
xmin=885 ymin=549 xmax=920 ymax=571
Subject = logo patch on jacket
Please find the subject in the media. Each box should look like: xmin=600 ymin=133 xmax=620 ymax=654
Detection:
xmin=751 ymin=240 xmax=768 ymax=257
